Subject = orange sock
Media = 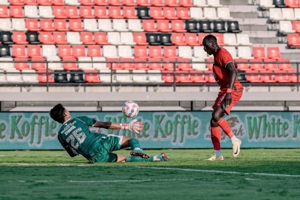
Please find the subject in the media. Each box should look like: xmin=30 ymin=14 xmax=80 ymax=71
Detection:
xmin=211 ymin=126 xmax=221 ymax=150
xmin=216 ymin=118 xmax=234 ymax=138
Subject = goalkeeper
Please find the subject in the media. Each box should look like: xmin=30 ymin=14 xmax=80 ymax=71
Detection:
xmin=50 ymin=104 xmax=169 ymax=163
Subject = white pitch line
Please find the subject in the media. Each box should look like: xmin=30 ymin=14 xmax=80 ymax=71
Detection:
xmin=68 ymin=178 xmax=193 ymax=183
xmin=138 ymin=167 xmax=300 ymax=178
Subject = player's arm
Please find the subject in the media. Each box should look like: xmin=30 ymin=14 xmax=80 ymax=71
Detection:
xmin=93 ymin=120 xmax=144 ymax=134
xmin=57 ymin=134 xmax=79 ymax=157
xmin=225 ymin=62 xmax=237 ymax=106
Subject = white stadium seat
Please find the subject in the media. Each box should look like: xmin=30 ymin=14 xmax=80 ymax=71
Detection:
xmin=0 ymin=0 xmax=9 ymax=5
xmin=84 ymin=19 xmax=99 ymax=32
xmin=269 ymin=8 xmax=283 ymax=22
xmin=217 ymin=8 xmax=232 ymax=20
xmin=223 ymin=46 xmax=237 ymax=58
xmin=193 ymin=46 xmax=209 ymax=59
xmin=67 ymin=32 xmax=82 ymax=44
xmin=93 ymin=57 xmax=108 ymax=70
xmin=120 ymin=32 xmax=136 ymax=45
xmin=12 ymin=19 xmax=27 ymax=31
xmin=279 ymin=21 xmax=296 ymax=34
xmin=178 ymin=46 xmax=193 ymax=58
xmin=193 ymin=0 xmax=208 ymax=7
xmin=259 ymin=0 xmax=275 ymax=9
xmin=0 ymin=58 xmax=14 ymax=70
xmin=190 ymin=8 xmax=204 ymax=20
xmin=78 ymin=57 xmax=93 ymax=70
xmin=207 ymin=0 xmax=222 ymax=7
xmin=223 ymin=33 xmax=238 ymax=46
xmin=107 ymin=32 xmax=122 ymax=45
xmin=6 ymin=69 xmax=23 ymax=83
xmin=113 ymin=19 xmax=128 ymax=31
xmin=24 ymin=6 xmax=40 ymax=18
xmin=0 ymin=19 xmax=12 ymax=31
xmin=118 ymin=45 xmax=133 ymax=58
xmin=148 ymin=70 xmax=164 ymax=83
xmin=39 ymin=6 xmax=55 ymax=18
xmin=103 ymin=46 xmax=118 ymax=58
xmin=238 ymin=46 xmax=252 ymax=59
xmin=281 ymin=8 xmax=296 ymax=20
xmin=98 ymin=19 xmax=114 ymax=31
xmin=22 ymin=69 xmax=39 ymax=83
xmin=236 ymin=34 xmax=252 ymax=46
xmin=65 ymin=0 xmax=81 ymax=5
xmin=203 ymin=8 xmax=218 ymax=20
xmin=132 ymin=70 xmax=149 ymax=82
xmin=192 ymin=57 xmax=207 ymax=71
xmin=99 ymin=69 xmax=114 ymax=83
xmin=128 ymin=19 xmax=144 ymax=32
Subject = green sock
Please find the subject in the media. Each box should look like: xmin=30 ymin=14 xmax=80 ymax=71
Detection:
xmin=126 ymin=156 xmax=156 ymax=162
xmin=129 ymin=138 xmax=141 ymax=150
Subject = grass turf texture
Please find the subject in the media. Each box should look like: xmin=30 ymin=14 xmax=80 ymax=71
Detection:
xmin=0 ymin=149 xmax=300 ymax=200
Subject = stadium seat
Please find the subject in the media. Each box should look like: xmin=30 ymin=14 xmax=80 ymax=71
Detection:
xmin=42 ymin=45 xmax=58 ymax=59
xmin=136 ymin=7 xmax=150 ymax=19
xmin=94 ymin=0 xmax=107 ymax=5
xmin=163 ymin=46 xmax=177 ymax=58
xmin=238 ymin=46 xmax=252 ymax=59
xmin=191 ymin=57 xmax=207 ymax=71
xmin=67 ymin=32 xmax=82 ymax=44
xmin=203 ymin=8 xmax=218 ymax=20
xmin=190 ymin=7 xmax=204 ymax=20
xmin=26 ymin=31 xmax=40 ymax=44
xmin=148 ymin=70 xmax=164 ymax=83
xmin=58 ymin=45 xmax=73 ymax=59
xmin=12 ymin=19 xmax=27 ymax=31
xmin=52 ymin=0 xmax=65 ymax=5
xmin=123 ymin=6 xmax=138 ymax=19
xmin=103 ymin=45 xmax=118 ymax=58
xmin=99 ymin=69 xmax=114 ymax=83
xmin=227 ymin=21 xmax=242 ymax=33
xmin=118 ymin=45 xmax=132 ymax=58
xmin=73 ymin=45 xmax=86 ymax=58
xmin=171 ymin=20 xmax=187 ymax=32
xmin=40 ymin=32 xmax=54 ymax=44
xmin=178 ymin=46 xmax=192 ymax=58
xmin=199 ymin=20 xmax=213 ymax=32
xmin=235 ymin=58 xmax=250 ymax=71
xmin=69 ymin=19 xmax=84 ymax=31
xmin=0 ymin=6 xmax=9 ymax=18
xmin=249 ymin=59 xmax=264 ymax=71
xmin=132 ymin=70 xmax=148 ymax=82
xmin=65 ymin=0 xmax=81 ymax=5
xmin=132 ymin=58 xmax=147 ymax=70
xmin=267 ymin=47 xmax=281 ymax=59
xmin=224 ymin=33 xmax=238 ymax=46
xmin=224 ymin=46 xmax=237 ymax=58
xmin=107 ymin=32 xmax=122 ymax=45
xmin=263 ymin=58 xmax=277 ymax=71
xmin=31 ymin=57 xmax=46 ymax=71
xmin=128 ymin=19 xmax=144 ymax=32
xmin=13 ymin=32 xmax=28 ymax=44
xmin=217 ymin=8 xmax=232 ymax=20
xmin=285 ymin=0 xmax=299 ymax=8
xmin=63 ymin=57 xmax=79 ymax=70
xmin=134 ymin=46 xmax=148 ymax=58
xmin=150 ymin=7 xmax=164 ymax=20
xmin=115 ymin=70 xmax=132 ymax=82
xmin=80 ymin=6 xmax=94 ymax=18
xmin=12 ymin=45 xmax=28 ymax=59
xmin=193 ymin=0 xmax=208 ymax=7
xmin=108 ymin=6 xmax=122 ymax=19
xmin=164 ymin=7 xmax=177 ymax=20
xmin=148 ymin=58 xmax=162 ymax=70
xmin=294 ymin=8 xmax=300 ymax=20
xmin=177 ymin=58 xmax=192 ymax=71
xmin=137 ymin=0 xmax=151 ymax=6
xmin=190 ymin=71 xmax=206 ymax=83
xmin=292 ymin=21 xmax=300 ymax=32
xmin=10 ymin=6 xmax=25 ymax=18
xmin=287 ymin=33 xmax=300 ymax=47
xmin=94 ymin=6 xmax=108 ymax=18
xmin=113 ymin=19 xmax=128 ymax=31
xmin=39 ymin=6 xmax=55 ymax=18
xmin=14 ymin=57 xmax=30 ymax=70
xmin=252 ymin=46 xmax=267 ymax=59
xmin=6 ymin=69 xmax=24 ymax=83
xmin=133 ymin=33 xmax=148 ymax=45
xmin=84 ymin=69 xmax=101 ymax=83
xmin=213 ymin=33 xmax=225 ymax=46
xmin=157 ymin=20 xmax=172 ymax=32
xmin=78 ymin=57 xmax=93 ymax=70
xmin=278 ymin=58 xmax=295 ymax=71
xmin=269 ymin=9 xmax=283 ymax=22
xmin=94 ymin=32 xmax=109 ymax=44
xmin=207 ymin=0 xmax=222 ymax=7
xmin=152 ymin=0 xmax=165 ymax=6
xmin=185 ymin=33 xmax=198 ymax=46
xmin=0 ymin=0 xmax=10 ymax=5
xmin=165 ymin=0 xmax=179 ymax=7
xmin=148 ymin=46 xmax=163 ymax=59
xmin=282 ymin=8 xmax=296 ymax=20
xmin=54 ymin=19 xmax=68 ymax=31
xmin=179 ymin=0 xmax=193 ymax=7
xmin=259 ymin=0 xmax=275 ymax=9
xmin=109 ymin=0 xmax=122 ymax=6
xmin=92 ymin=57 xmax=107 ymax=70
xmin=121 ymin=32 xmax=135 ymax=45
xmin=177 ymin=7 xmax=191 ymax=20
xmin=193 ymin=46 xmax=209 ymax=59
xmin=142 ymin=20 xmax=157 ymax=32
xmin=88 ymin=45 xmax=102 ymax=58
xmin=28 ymin=45 xmax=44 ymax=59
xmin=236 ymin=34 xmax=252 ymax=46
xmin=26 ymin=19 xmax=39 ymax=31
xmin=53 ymin=32 xmax=69 ymax=44
xmin=172 ymin=33 xmax=186 ymax=46
xmin=0 ymin=31 xmax=13 ymax=44
xmin=80 ymin=32 xmax=95 ymax=44
xmin=24 ymin=6 xmax=40 ymax=18
xmin=52 ymin=6 xmax=67 ymax=18
xmin=53 ymin=70 xmax=69 ymax=82
xmin=98 ymin=19 xmax=114 ymax=31
xmin=0 ymin=19 xmax=12 ymax=31
xmin=123 ymin=0 xmax=137 ymax=6
xmin=0 ymin=57 xmax=14 ymax=70
xmin=145 ymin=33 xmax=160 ymax=45
xmin=213 ymin=20 xmax=226 ymax=32
xmin=40 ymin=19 xmax=55 ymax=31
xmin=83 ymin=19 xmax=99 ymax=32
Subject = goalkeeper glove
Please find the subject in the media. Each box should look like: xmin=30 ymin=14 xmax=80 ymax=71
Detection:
xmin=120 ymin=119 xmax=144 ymax=134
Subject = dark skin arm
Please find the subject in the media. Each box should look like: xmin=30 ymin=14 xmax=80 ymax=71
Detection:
xmin=225 ymin=62 xmax=237 ymax=106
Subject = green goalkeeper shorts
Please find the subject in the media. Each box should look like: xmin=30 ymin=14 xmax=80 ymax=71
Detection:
xmin=91 ymin=134 xmax=123 ymax=163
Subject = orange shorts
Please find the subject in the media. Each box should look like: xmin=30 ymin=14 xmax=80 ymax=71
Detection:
xmin=212 ymin=90 xmax=243 ymax=115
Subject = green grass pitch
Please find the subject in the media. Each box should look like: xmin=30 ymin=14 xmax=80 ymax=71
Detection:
xmin=0 ymin=149 xmax=300 ymax=200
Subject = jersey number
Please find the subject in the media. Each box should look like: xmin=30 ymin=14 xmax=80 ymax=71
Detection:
xmin=66 ymin=132 xmax=86 ymax=149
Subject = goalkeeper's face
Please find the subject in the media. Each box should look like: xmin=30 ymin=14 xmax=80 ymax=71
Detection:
xmin=64 ymin=109 xmax=71 ymax=121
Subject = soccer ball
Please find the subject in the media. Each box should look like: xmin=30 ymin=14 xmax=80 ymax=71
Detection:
xmin=122 ymin=100 xmax=139 ymax=118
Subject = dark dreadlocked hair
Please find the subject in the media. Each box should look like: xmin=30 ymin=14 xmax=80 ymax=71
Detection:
xmin=49 ymin=103 xmax=66 ymax=124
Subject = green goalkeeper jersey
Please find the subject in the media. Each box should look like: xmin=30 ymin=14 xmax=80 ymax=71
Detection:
xmin=58 ymin=116 xmax=104 ymax=159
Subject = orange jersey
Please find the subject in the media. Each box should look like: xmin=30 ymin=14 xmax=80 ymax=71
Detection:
xmin=212 ymin=48 xmax=244 ymax=91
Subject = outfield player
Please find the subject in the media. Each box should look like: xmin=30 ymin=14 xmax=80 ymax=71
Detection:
xmin=50 ymin=104 xmax=169 ymax=163
xmin=202 ymin=35 xmax=243 ymax=161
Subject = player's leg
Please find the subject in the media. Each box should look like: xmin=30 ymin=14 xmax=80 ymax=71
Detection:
xmin=115 ymin=153 xmax=169 ymax=162
xmin=207 ymin=116 xmax=224 ymax=161
xmin=120 ymin=136 xmax=149 ymax=158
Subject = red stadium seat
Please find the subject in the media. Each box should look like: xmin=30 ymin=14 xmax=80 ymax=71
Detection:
xmin=213 ymin=34 xmax=225 ymax=46
xmin=40 ymin=32 xmax=55 ymax=44
xmin=63 ymin=57 xmax=79 ymax=70
xmin=263 ymin=58 xmax=277 ymax=71
xmin=24 ymin=0 xmax=38 ymax=5
xmin=292 ymin=21 xmax=300 ymax=32
xmin=177 ymin=58 xmax=192 ymax=71
xmin=287 ymin=34 xmax=300 ymax=47
xmin=0 ymin=6 xmax=9 ymax=17
xmin=198 ymin=33 xmax=209 ymax=45
xmin=40 ymin=19 xmax=55 ymax=31
xmin=53 ymin=32 xmax=69 ymax=44
xmin=191 ymin=71 xmax=206 ymax=83
xmin=84 ymin=69 xmax=101 ymax=83
xmin=37 ymin=0 xmax=52 ymax=5
xmin=94 ymin=6 xmax=108 ymax=18
xmin=13 ymin=32 xmax=28 ymax=44
xmin=37 ymin=69 xmax=55 ymax=83
xmin=149 ymin=7 xmax=164 ymax=20
xmin=177 ymin=7 xmax=191 ymax=20
xmin=78 ymin=8 xmax=94 ymax=20
xmin=249 ymin=59 xmax=264 ymax=71
xmin=235 ymin=58 xmax=250 ymax=71
xmin=185 ymin=33 xmax=198 ymax=46
xmin=109 ymin=0 xmax=122 ymax=5
xmin=54 ymin=19 xmax=69 ymax=31
xmin=148 ymin=58 xmax=162 ymax=70
xmin=123 ymin=0 xmax=137 ymax=6
xmin=88 ymin=45 xmax=102 ymax=57
xmin=152 ymin=0 xmax=165 ymax=6
xmin=58 ymin=45 xmax=73 ymax=59
xmin=65 ymin=6 xmax=80 ymax=19
xmin=80 ymin=32 xmax=96 ymax=44
xmin=133 ymin=58 xmax=148 ymax=70
xmin=32 ymin=57 xmax=46 ymax=70
xmin=171 ymin=20 xmax=187 ymax=32
xmin=179 ymin=0 xmax=193 ymax=7
xmin=134 ymin=46 xmax=148 ymax=58
xmin=163 ymin=58 xmax=176 ymax=70
xmin=26 ymin=19 xmax=40 ymax=31
xmin=149 ymin=46 xmax=163 ymax=58
xmin=162 ymin=71 xmax=175 ymax=82
xmin=133 ymin=33 xmax=149 ymax=45
xmin=108 ymin=6 xmax=123 ymax=18
xmin=246 ymin=73 xmax=260 ymax=83
xmin=52 ymin=0 xmax=65 ymax=5
xmin=73 ymin=45 xmax=86 ymax=58
xmin=267 ymin=47 xmax=281 ymax=59
xmin=172 ymin=33 xmax=186 ymax=45
xmin=252 ymin=46 xmax=267 ymax=59
xmin=166 ymin=0 xmax=180 ymax=7
xmin=260 ymin=70 xmax=275 ymax=82
xmin=164 ymin=46 xmax=177 ymax=58
xmin=94 ymin=0 xmax=107 ymax=5
xmin=12 ymin=45 xmax=28 ymax=59
xmin=123 ymin=7 xmax=138 ymax=19
xmin=142 ymin=20 xmax=157 ymax=32
xmin=94 ymin=32 xmax=109 ymax=44
xmin=285 ymin=0 xmax=299 ymax=7
xmin=106 ymin=58 xmax=120 ymax=70
xmin=164 ymin=7 xmax=178 ymax=20
xmin=11 ymin=0 xmax=24 ymax=5
xmin=28 ymin=45 xmax=44 ymax=59
xmin=15 ymin=57 xmax=30 ymax=70
xmin=52 ymin=6 xmax=67 ymax=18
xmin=278 ymin=58 xmax=295 ymax=72
xmin=176 ymin=72 xmax=191 ymax=83
xmin=120 ymin=58 xmax=135 ymax=70
xmin=10 ymin=6 xmax=24 ymax=18
xmin=80 ymin=0 xmax=94 ymax=5
xmin=137 ymin=0 xmax=151 ymax=6
xmin=157 ymin=20 xmax=171 ymax=32
xmin=69 ymin=19 xmax=84 ymax=31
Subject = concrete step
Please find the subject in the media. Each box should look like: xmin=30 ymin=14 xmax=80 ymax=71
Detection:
xmin=227 ymin=5 xmax=259 ymax=12
xmin=235 ymin=18 xmax=268 ymax=25
xmin=220 ymin=0 xmax=250 ymax=5
xmin=250 ymin=37 xmax=278 ymax=44
xmin=240 ymin=24 xmax=268 ymax=31
xmin=242 ymin=31 xmax=277 ymax=38
xmin=230 ymin=12 xmax=258 ymax=18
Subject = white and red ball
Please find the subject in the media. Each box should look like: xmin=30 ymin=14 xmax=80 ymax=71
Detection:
xmin=122 ymin=100 xmax=139 ymax=118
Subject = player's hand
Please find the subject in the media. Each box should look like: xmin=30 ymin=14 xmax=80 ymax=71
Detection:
xmin=225 ymin=92 xmax=232 ymax=107
xmin=123 ymin=119 xmax=144 ymax=134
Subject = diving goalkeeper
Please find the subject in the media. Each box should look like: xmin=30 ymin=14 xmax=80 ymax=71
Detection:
xmin=50 ymin=104 xmax=169 ymax=163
